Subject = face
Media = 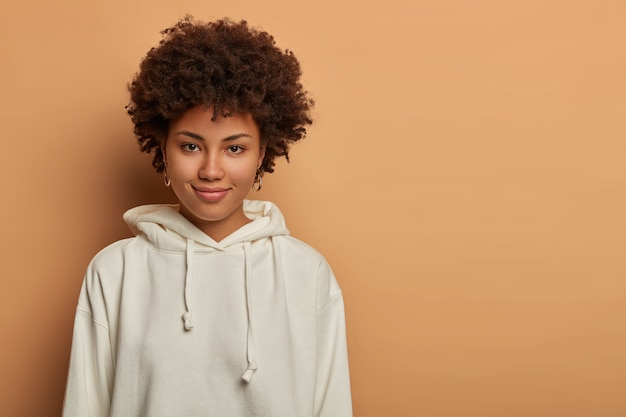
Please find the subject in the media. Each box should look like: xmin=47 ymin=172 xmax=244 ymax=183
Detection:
xmin=164 ymin=105 xmax=265 ymax=241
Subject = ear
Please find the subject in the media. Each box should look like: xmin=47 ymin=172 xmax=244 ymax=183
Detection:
xmin=257 ymin=145 xmax=266 ymax=169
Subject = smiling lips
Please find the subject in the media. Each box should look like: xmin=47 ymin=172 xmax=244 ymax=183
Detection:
xmin=192 ymin=186 xmax=230 ymax=202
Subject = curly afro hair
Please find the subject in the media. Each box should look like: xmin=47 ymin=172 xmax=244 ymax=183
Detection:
xmin=126 ymin=16 xmax=314 ymax=174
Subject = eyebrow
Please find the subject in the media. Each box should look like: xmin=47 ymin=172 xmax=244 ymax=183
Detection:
xmin=174 ymin=130 xmax=253 ymax=142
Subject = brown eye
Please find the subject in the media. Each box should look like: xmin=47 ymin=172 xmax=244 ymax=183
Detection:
xmin=182 ymin=143 xmax=199 ymax=152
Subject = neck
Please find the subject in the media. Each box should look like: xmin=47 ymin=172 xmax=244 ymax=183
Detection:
xmin=178 ymin=204 xmax=251 ymax=242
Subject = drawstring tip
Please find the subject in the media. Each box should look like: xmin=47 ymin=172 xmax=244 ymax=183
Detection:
xmin=241 ymin=363 xmax=258 ymax=383
xmin=241 ymin=368 xmax=256 ymax=383
xmin=182 ymin=311 xmax=194 ymax=331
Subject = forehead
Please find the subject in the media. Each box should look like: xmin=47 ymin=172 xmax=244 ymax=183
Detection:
xmin=169 ymin=105 xmax=259 ymax=138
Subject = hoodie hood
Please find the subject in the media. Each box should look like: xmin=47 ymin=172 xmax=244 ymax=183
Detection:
xmin=123 ymin=199 xmax=289 ymax=252
xmin=122 ymin=199 xmax=289 ymax=382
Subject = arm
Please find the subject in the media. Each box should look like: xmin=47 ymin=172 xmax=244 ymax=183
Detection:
xmin=314 ymin=262 xmax=353 ymax=417
xmin=62 ymin=280 xmax=114 ymax=417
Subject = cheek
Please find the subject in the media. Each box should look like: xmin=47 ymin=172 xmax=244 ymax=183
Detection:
xmin=235 ymin=164 xmax=258 ymax=184
xmin=167 ymin=159 xmax=197 ymax=182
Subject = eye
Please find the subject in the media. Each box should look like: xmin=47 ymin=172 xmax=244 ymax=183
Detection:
xmin=227 ymin=145 xmax=244 ymax=154
xmin=182 ymin=143 xmax=200 ymax=152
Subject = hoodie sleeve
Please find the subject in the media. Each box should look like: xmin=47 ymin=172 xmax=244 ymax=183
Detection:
xmin=63 ymin=274 xmax=114 ymax=417
xmin=314 ymin=260 xmax=353 ymax=417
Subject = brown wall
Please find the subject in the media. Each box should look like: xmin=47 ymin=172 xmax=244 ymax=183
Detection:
xmin=1 ymin=1 xmax=625 ymax=416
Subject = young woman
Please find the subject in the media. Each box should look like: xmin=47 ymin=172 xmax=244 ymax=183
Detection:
xmin=62 ymin=16 xmax=352 ymax=417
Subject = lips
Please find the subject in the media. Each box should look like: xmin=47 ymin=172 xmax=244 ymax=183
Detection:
xmin=192 ymin=186 xmax=230 ymax=202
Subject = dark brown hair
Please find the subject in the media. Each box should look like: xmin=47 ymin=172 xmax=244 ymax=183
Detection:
xmin=127 ymin=16 xmax=314 ymax=173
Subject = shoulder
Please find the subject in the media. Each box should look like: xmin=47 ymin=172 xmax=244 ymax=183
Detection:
xmin=76 ymin=238 xmax=135 ymax=318
xmin=272 ymin=235 xmax=342 ymax=305
xmin=272 ymin=235 xmax=329 ymax=269
xmin=88 ymin=238 xmax=135 ymax=274
xmin=82 ymin=236 xmax=146 ymax=294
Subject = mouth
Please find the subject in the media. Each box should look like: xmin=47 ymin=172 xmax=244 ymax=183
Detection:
xmin=192 ymin=186 xmax=230 ymax=202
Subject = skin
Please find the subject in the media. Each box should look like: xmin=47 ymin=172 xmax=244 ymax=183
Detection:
xmin=163 ymin=105 xmax=265 ymax=242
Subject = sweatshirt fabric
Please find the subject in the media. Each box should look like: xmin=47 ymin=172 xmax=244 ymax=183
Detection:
xmin=62 ymin=200 xmax=352 ymax=417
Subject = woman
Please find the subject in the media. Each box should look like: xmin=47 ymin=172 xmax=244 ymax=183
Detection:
xmin=63 ymin=16 xmax=352 ymax=417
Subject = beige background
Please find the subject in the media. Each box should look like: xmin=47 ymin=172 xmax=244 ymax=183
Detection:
xmin=1 ymin=1 xmax=625 ymax=416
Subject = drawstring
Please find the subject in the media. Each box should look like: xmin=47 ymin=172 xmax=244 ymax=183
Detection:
xmin=179 ymin=238 xmax=257 ymax=380
xmin=241 ymin=241 xmax=258 ymax=382
xmin=182 ymin=238 xmax=195 ymax=330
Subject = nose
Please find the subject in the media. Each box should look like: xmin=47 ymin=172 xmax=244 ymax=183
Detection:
xmin=198 ymin=153 xmax=224 ymax=181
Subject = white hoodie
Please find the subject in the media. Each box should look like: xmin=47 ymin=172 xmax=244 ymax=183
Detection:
xmin=63 ymin=200 xmax=352 ymax=417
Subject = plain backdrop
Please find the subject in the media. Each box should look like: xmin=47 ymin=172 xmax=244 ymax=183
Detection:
xmin=1 ymin=1 xmax=625 ymax=416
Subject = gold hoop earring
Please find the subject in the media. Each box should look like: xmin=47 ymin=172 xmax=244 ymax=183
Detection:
xmin=163 ymin=161 xmax=171 ymax=187
xmin=252 ymin=169 xmax=263 ymax=192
